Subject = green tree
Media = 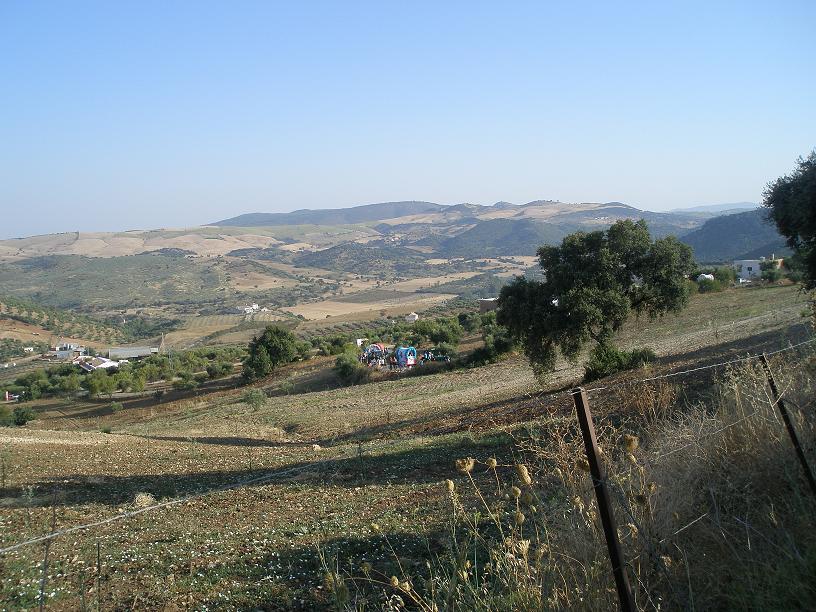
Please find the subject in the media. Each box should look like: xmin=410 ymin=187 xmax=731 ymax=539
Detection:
xmin=243 ymin=326 xmax=298 ymax=380
xmin=130 ymin=374 xmax=146 ymax=392
xmin=58 ymin=372 xmax=82 ymax=396
xmin=497 ymin=220 xmax=694 ymax=378
xmin=84 ymin=370 xmax=117 ymax=398
xmin=764 ymin=151 xmax=816 ymax=289
xmin=760 ymin=260 xmax=783 ymax=283
xmin=114 ymin=370 xmax=133 ymax=392
xmin=241 ymin=388 xmax=268 ymax=410
xmin=334 ymin=351 xmax=370 ymax=385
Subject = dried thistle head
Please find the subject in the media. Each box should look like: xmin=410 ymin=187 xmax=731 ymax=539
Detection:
xmin=486 ymin=457 xmax=498 ymax=469
xmin=514 ymin=511 xmax=526 ymax=525
xmin=445 ymin=479 xmax=455 ymax=493
xmin=399 ymin=580 xmax=411 ymax=593
xmin=510 ymin=486 xmax=521 ymax=499
xmin=390 ymin=575 xmax=400 ymax=588
xmin=515 ymin=464 xmax=532 ymax=485
xmin=360 ymin=561 xmax=372 ymax=575
xmin=624 ymin=434 xmax=639 ymax=452
xmin=456 ymin=457 xmax=475 ymax=474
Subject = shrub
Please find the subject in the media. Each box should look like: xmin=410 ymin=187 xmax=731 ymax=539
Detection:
xmin=697 ymin=278 xmax=724 ymax=293
xmin=241 ymin=388 xmax=268 ymax=411
xmin=109 ymin=401 xmax=123 ymax=413
xmin=334 ymin=352 xmax=371 ymax=385
xmin=100 ymin=426 xmax=112 ymax=434
xmin=12 ymin=406 xmax=35 ymax=426
xmin=762 ymin=268 xmax=783 ymax=283
xmin=584 ymin=343 xmax=656 ymax=382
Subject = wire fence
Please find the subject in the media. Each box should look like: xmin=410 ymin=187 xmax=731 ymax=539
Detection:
xmin=1 ymin=336 xmax=815 ymax=609
xmin=563 ymin=340 xmax=816 ymax=611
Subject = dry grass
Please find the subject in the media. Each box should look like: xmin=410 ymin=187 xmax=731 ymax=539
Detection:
xmin=0 ymin=287 xmax=813 ymax=609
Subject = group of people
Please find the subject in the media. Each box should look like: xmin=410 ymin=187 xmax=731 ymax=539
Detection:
xmin=359 ymin=344 xmax=449 ymax=372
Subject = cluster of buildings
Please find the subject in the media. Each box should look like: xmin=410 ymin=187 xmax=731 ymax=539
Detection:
xmin=241 ymin=303 xmax=272 ymax=314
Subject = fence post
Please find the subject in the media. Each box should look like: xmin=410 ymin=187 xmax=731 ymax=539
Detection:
xmin=571 ymin=387 xmax=635 ymax=612
xmin=760 ymin=353 xmax=816 ymax=498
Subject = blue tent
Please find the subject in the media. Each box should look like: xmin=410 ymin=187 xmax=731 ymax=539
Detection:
xmin=395 ymin=346 xmax=417 ymax=367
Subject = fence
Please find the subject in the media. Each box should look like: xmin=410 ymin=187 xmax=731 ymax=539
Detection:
xmin=1 ymin=337 xmax=815 ymax=609
xmin=564 ymin=340 xmax=816 ymax=610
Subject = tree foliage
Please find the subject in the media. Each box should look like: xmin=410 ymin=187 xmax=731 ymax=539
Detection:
xmin=243 ymin=326 xmax=299 ymax=380
xmin=497 ymin=220 xmax=694 ymax=377
xmin=764 ymin=151 xmax=816 ymax=289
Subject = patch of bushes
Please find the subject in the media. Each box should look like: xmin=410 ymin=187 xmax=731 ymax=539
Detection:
xmin=334 ymin=352 xmax=371 ymax=385
xmin=584 ymin=343 xmax=656 ymax=382
xmin=241 ymin=388 xmax=268 ymax=410
xmin=5 ymin=406 xmax=36 ymax=426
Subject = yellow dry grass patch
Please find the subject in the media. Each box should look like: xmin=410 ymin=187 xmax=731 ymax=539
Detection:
xmin=0 ymin=318 xmax=101 ymax=348
xmin=283 ymin=293 xmax=456 ymax=320
xmin=387 ymin=272 xmax=483 ymax=292
xmin=0 ymin=229 xmax=281 ymax=259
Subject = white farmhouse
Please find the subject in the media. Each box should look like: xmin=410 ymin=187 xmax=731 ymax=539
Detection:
xmin=733 ymin=259 xmax=761 ymax=281
xmin=405 ymin=312 xmax=420 ymax=323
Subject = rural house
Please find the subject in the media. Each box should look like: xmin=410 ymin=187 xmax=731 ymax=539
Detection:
xmin=733 ymin=255 xmax=783 ymax=281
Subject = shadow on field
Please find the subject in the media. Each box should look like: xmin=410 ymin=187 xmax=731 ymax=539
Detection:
xmin=0 ymin=432 xmax=514 ymax=508
xmin=193 ymin=529 xmax=449 ymax=610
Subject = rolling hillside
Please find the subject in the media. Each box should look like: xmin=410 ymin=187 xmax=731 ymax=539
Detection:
xmin=680 ymin=208 xmax=789 ymax=263
xmin=213 ymin=201 xmax=446 ymax=227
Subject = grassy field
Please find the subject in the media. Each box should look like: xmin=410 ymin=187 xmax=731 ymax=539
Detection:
xmin=0 ymin=285 xmax=813 ymax=610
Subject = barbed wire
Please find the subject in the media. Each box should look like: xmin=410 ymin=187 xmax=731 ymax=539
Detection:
xmin=582 ymin=336 xmax=816 ymax=396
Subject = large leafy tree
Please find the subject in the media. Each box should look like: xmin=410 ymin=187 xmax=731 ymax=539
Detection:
xmin=497 ymin=220 xmax=694 ymax=376
xmin=243 ymin=325 xmax=298 ymax=380
xmin=764 ymin=151 xmax=816 ymax=289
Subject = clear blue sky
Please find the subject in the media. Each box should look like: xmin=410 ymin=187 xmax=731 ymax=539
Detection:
xmin=1 ymin=1 xmax=814 ymax=238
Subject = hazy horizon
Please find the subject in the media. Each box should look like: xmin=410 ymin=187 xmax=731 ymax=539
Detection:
xmin=0 ymin=198 xmax=763 ymax=240
xmin=2 ymin=2 xmax=813 ymax=239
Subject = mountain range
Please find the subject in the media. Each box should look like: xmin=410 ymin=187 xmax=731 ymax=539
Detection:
xmin=0 ymin=199 xmax=781 ymax=266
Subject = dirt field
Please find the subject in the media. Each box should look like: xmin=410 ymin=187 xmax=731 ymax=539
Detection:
xmin=0 ymin=285 xmax=812 ymax=609
xmin=282 ymin=293 xmax=457 ymax=320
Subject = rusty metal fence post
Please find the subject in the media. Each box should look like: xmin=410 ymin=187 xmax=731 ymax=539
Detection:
xmin=572 ymin=387 xmax=635 ymax=612
xmin=760 ymin=353 xmax=816 ymax=498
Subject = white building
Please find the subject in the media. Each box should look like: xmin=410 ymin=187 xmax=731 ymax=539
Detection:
xmin=733 ymin=256 xmax=783 ymax=281
xmin=405 ymin=312 xmax=420 ymax=323
xmin=733 ymin=259 xmax=761 ymax=281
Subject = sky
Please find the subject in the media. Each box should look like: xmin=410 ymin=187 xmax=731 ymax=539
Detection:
xmin=1 ymin=1 xmax=814 ymax=238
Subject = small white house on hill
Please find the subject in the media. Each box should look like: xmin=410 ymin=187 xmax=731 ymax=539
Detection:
xmin=405 ymin=312 xmax=419 ymax=323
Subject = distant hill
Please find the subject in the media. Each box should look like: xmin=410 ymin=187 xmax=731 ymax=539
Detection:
xmin=670 ymin=202 xmax=759 ymax=214
xmin=212 ymin=201 xmax=446 ymax=227
xmin=434 ymin=218 xmax=569 ymax=257
xmin=679 ymin=208 xmax=788 ymax=263
xmin=293 ymin=242 xmax=469 ymax=278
